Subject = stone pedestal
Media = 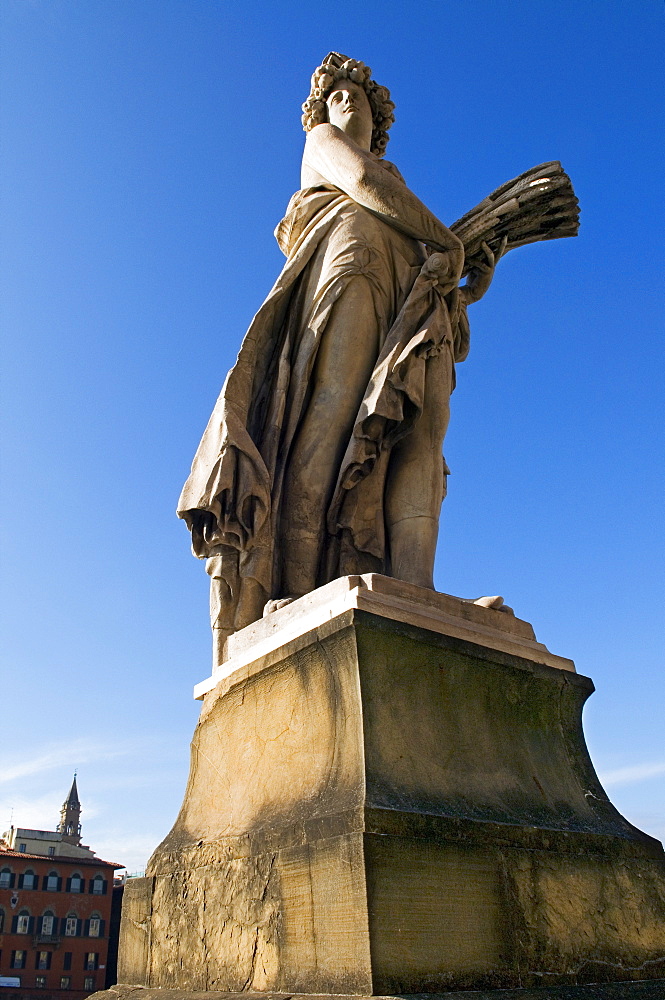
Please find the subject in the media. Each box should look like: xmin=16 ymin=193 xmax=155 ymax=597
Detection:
xmin=118 ymin=576 xmax=665 ymax=993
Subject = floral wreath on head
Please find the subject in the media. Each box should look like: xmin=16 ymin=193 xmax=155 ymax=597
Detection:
xmin=302 ymin=52 xmax=395 ymax=158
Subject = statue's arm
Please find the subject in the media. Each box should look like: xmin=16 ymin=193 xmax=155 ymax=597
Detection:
xmin=303 ymin=125 xmax=464 ymax=268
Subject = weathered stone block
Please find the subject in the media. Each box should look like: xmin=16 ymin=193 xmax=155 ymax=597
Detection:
xmin=118 ymin=577 xmax=665 ymax=993
xmin=117 ymin=874 xmax=153 ymax=985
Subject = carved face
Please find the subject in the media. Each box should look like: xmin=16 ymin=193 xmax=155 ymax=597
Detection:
xmin=325 ymin=79 xmax=373 ymax=149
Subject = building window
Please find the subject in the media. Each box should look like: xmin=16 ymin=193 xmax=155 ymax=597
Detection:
xmin=69 ymin=874 xmax=83 ymax=893
xmin=88 ymin=916 xmax=101 ymax=937
xmin=84 ymin=953 xmax=98 ymax=971
xmin=35 ymin=975 xmax=47 ymax=988
xmin=64 ymin=915 xmax=78 ymax=937
xmin=41 ymin=912 xmax=55 ymax=935
xmin=60 ymin=976 xmax=71 ymax=989
xmin=16 ymin=911 xmax=30 ymax=934
xmin=36 ymin=951 xmax=52 ymax=970
xmin=0 ymin=908 xmax=5 ymax=932
xmin=84 ymin=976 xmax=95 ymax=992
xmin=21 ymin=870 xmax=36 ymax=889
xmin=48 ymin=847 xmax=56 ymax=856
xmin=0 ymin=867 xmax=13 ymax=888
xmin=46 ymin=871 xmax=59 ymax=891
xmin=91 ymin=875 xmax=105 ymax=895
xmin=18 ymin=844 xmax=26 ymax=853
xmin=12 ymin=950 xmax=27 ymax=969
xmin=63 ymin=952 xmax=72 ymax=971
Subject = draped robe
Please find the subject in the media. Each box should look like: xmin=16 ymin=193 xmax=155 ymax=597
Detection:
xmin=177 ymin=178 xmax=470 ymax=639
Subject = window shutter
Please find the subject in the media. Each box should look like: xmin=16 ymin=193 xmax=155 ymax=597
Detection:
xmin=28 ymin=917 xmax=35 ymax=933
xmin=9 ymin=873 xmax=16 ymax=888
xmin=66 ymin=877 xmax=72 ymax=892
xmin=17 ymin=874 xmax=24 ymax=889
xmin=36 ymin=916 xmax=43 ymax=933
xmin=77 ymin=919 xmax=83 ymax=936
xmin=42 ymin=876 xmax=48 ymax=890
xmin=57 ymin=877 xmax=62 ymax=891
xmin=60 ymin=917 xmax=68 ymax=935
xmin=79 ymin=878 xmax=85 ymax=893
xmin=63 ymin=952 xmax=72 ymax=971
xmin=11 ymin=916 xmax=18 ymax=933
xmin=83 ymin=920 xmax=90 ymax=936
xmin=99 ymin=920 xmax=105 ymax=938
xmin=102 ymin=879 xmax=108 ymax=894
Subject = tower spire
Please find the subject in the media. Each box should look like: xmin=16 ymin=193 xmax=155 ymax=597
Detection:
xmin=57 ymin=774 xmax=82 ymax=845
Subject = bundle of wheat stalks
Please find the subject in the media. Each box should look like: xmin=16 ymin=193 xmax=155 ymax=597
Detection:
xmin=451 ymin=161 xmax=580 ymax=277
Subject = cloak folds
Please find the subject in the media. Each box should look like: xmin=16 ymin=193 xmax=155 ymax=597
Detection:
xmin=177 ymin=186 xmax=470 ymax=637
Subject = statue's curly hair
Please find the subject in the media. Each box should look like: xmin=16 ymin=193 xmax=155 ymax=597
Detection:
xmin=302 ymin=52 xmax=395 ymax=158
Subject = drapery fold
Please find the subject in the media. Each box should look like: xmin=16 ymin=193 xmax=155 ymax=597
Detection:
xmin=178 ymin=187 xmax=469 ymax=635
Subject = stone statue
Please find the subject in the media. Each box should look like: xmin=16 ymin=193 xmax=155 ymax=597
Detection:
xmin=178 ymin=53 xmax=579 ymax=664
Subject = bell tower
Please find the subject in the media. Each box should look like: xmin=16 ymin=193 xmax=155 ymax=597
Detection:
xmin=57 ymin=773 xmax=82 ymax=846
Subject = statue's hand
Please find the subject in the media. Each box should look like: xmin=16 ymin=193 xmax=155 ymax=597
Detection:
xmin=463 ymin=237 xmax=507 ymax=304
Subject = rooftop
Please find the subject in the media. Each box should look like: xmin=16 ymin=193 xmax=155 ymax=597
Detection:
xmin=10 ymin=827 xmax=60 ymax=841
xmin=0 ymin=846 xmax=124 ymax=869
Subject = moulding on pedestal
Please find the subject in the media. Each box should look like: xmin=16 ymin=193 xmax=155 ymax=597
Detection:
xmin=194 ymin=574 xmax=574 ymax=700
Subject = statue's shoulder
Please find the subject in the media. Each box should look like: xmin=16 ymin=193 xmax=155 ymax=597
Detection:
xmin=304 ymin=123 xmax=339 ymax=151
xmin=380 ymin=159 xmax=406 ymax=184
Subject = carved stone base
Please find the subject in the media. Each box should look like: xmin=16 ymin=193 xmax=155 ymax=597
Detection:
xmin=117 ymin=577 xmax=665 ymax=994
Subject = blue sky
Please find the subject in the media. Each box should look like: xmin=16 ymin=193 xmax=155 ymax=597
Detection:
xmin=1 ymin=0 xmax=663 ymax=871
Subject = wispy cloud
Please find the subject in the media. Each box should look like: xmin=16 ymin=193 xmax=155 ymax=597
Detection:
xmin=0 ymin=737 xmax=165 ymax=785
xmin=599 ymin=761 xmax=665 ymax=787
xmin=0 ymin=790 xmax=71 ymax=833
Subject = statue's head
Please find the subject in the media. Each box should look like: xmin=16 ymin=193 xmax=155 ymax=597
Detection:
xmin=302 ymin=53 xmax=395 ymax=158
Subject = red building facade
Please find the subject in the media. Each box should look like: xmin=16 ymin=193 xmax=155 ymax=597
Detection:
xmin=0 ymin=849 xmax=122 ymax=1000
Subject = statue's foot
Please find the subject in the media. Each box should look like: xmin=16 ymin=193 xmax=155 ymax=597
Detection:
xmin=469 ymin=595 xmax=515 ymax=616
xmin=263 ymin=596 xmax=300 ymax=617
